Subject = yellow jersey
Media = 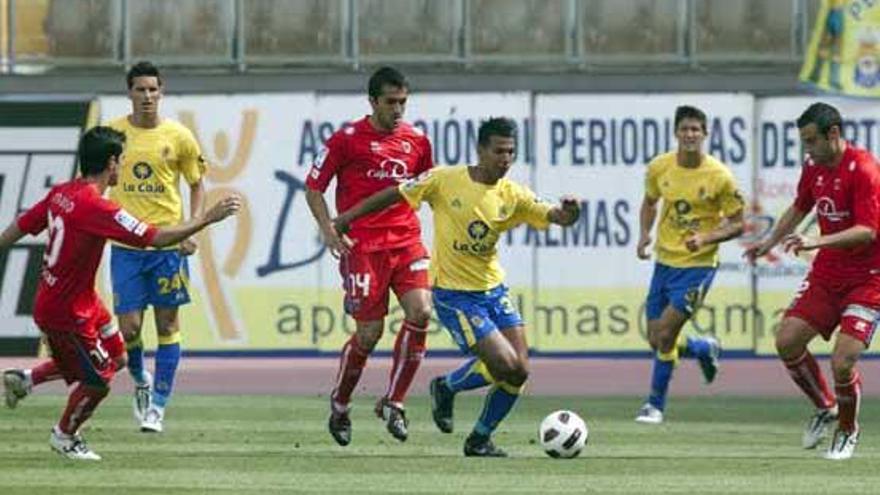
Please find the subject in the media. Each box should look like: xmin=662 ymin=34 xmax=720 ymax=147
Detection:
xmin=108 ymin=116 xmax=205 ymax=234
xmin=645 ymin=152 xmax=744 ymax=268
xmin=398 ymin=166 xmax=553 ymax=291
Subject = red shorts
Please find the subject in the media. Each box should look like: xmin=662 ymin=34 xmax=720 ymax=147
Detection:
xmin=785 ymin=273 xmax=880 ymax=346
xmin=339 ymin=243 xmax=430 ymax=321
xmin=38 ymin=305 xmax=119 ymax=386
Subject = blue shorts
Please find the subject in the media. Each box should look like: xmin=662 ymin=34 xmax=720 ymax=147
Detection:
xmin=433 ymin=285 xmax=523 ymax=354
xmin=645 ymin=263 xmax=716 ymax=321
xmin=110 ymin=246 xmax=191 ymax=314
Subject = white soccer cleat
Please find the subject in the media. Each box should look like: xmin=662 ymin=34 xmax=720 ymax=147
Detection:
xmin=635 ymin=403 xmax=664 ymax=425
xmin=49 ymin=427 xmax=101 ymax=461
xmin=824 ymin=428 xmax=859 ymax=460
xmin=140 ymin=405 xmax=165 ymax=433
xmin=132 ymin=371 xmax=153 ymax=423
xmin=3 ymin=369 xmax=31 ymax=409
xmin=802 ymin=407 xmax=838 ymax=449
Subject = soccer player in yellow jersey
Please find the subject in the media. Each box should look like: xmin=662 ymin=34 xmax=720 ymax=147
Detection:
xmin=634 ymin=105 xmax=745 ymax=425
xmin=107 ymin=61 xmax=206 ymax=433
xmin=333 ymin=117 xmax=580 ymax=456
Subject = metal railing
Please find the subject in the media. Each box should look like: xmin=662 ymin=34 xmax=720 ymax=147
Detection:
xmin=0 ymin=0 xmax=814 ymax=73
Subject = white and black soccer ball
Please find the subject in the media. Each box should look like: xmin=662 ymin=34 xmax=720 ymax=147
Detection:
xmin=539 ymin=410 xmax=588 ymax=458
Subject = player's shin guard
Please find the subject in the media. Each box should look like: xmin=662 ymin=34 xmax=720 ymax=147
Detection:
xmin=31 ymin=360 xmax=61 ymax=386
xmin=474 ymin=381 xmax=522 ymax=436
xmin=152 ymin=333 xmax=181 ymax=409
xmin=835 ymin=370 xmax=862 ymax=434
xmin=445 ymin=358 xmax=493 ymax=393
xmin=58 ymin=383 xmax=109 ymax=435
xmin=783 ymin=351 xmax=836 ymax=410
xmin=647 ymin=348 xmax=677 ymax=411
xmin=331 ymin=335 xmax=370 ymax=411
xmin=126 ymin=337 xmax=148 ymax=386
xmin=385 ymin=320 xmax=427 ymax=405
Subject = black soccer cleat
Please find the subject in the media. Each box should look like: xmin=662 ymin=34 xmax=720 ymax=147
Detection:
xmin=429 ymin=376 xmax=455 ymax=434
xmin=375 ymin=397 xmax=409 ymax=442
xmin=464 ymin=432 xmax=507 ymax=458
xmin=328 ymin=411 xmax=352 ymax=447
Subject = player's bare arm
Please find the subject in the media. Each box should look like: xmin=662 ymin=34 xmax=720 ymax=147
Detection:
xmin=547 ymin=196 xmax=581 ymax=226
xmin=0 ymin=222 xmax=26 ymax=249
xmin=333 ymin=185 xmax=404 ymax=235
xmin=637 ymin=195 xmax=659 ymax=260
xmin=685 ymin=210 xmax=745 ymax=252
xmin=783 ymin=224 xmax=876 ymax=256
xmin=744 ymin=204 xmax=808 ymax=262
xmin=304 ymin=187 xmax=354 ymax=257
xmin=151 ymin=195 xmax=241 ymax=247
xmin=180 ymin=177 xmax=206 ymax=256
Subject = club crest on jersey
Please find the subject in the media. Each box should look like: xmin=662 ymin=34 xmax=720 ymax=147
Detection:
xmin=401 ymin=141 xmax=412 ymax=154
xmin=467 ymin=220 xmax=490 ymax=240
xmin=370 ymin=141 xmax=381 ymax=153
xmin=133 ymin=162 xmax=153 ymax=180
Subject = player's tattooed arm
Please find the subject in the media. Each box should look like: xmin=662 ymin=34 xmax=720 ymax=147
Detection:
xmin=548 ymin=196 xmax=581 ymax=226
xmin=333 ymin=186 xmax=404 ymax=235
xmin=685 ymin=210 xmax=745 ymax=252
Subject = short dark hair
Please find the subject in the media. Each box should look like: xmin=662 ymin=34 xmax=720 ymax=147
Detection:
xmin=478 ymin=117 xmax=517 ymax=147
xmin=674 ymin=105 xmax=707 ymax=133
xmin=126 ymin=60 xmax=162 ymax=89
xmin=368 ymin=66 xmax=408 ymax=99
xmin=796 ymin=102 xmax=843 ymax=136
xmin=78 ymin=126 xmax=125 ymax=177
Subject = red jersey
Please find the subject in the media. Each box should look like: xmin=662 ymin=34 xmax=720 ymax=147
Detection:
xmin=794 ymin=144 xmax=880 ymax=280
xmin=305 ymin=117 xmax=433 ymax=253
xmin=16 ymin=179 xmax=157 ymax=334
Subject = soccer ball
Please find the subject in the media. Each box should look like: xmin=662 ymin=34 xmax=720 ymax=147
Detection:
xmin=539 ymin=410 xmax=588 ymax=458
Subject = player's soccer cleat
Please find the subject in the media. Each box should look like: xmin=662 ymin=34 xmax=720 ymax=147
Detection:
xmin=802 ymin=407 xmax=838 ymax=449
xmin=132 ymin=371 xmax=153 ymax=423
xmin=697 ymin=337 xmax=721 ymax=384
xmin=635 ymin=403 xmax=664 ymax=425
xmin=824 ymin=428 xmax=859 ymax=460
xmin=375 ymin=397 xmax=408 ymax=442
xmin=328 ymin=410 xmax=352 ymax=446
xmin=3 ymin=369 xmax=31 ymax=409
xmin=49 ymin=427 xmax=101 ymax=461
xmin=140 ymin=405 xmax=164 ymax=433
xmin=463 ymin=432 xmax=507 ymax=457
xmin=430 ymin=376 xmax=455 ymax=434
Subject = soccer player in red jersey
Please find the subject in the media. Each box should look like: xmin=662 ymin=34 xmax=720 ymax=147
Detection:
xmin=0 ymin=126 xmax=239 ymax=460
xmin=305 ymin=66 xmax=433 ymax=445
xmin=745 ymin=102 xmax=880 ymax=460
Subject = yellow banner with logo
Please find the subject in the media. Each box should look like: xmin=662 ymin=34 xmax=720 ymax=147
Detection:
xmin=800 ymin=0 xmax=880 ymax=96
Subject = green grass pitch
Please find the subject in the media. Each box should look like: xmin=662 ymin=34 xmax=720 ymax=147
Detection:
xmin=1 ymin=394 xmax=879 ymax=494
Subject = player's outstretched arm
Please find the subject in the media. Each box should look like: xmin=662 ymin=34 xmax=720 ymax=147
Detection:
xmin=0 ymin=222 xmax=26 ymax=249
xmin=547 ymin=196 xmax=580 ymax=226
xmin=744 ymin=204 xmax=807 ymax=262
xmin=333 ymin=186 xmax=404 ymax=234
xmin=150 ymin=194 xmax=241 ymax=248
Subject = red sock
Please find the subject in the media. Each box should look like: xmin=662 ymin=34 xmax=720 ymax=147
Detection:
xmin=57 ymin=383 xmax=109 ymax=435
xmin=783 ymin=351 xmax=835 ymax=410
xmin=835 ymin=370 xmax=862 ymax=434
xmin=385 ymin=320 xmax=428 ymax=405
xmin=331 ymin=335 xmax=370 ymax=411
xmin=31 ymin=360 xmax=61 ymax=386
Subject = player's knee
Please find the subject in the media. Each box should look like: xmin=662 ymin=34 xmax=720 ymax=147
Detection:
xmin=405 ymin=306 xmax=432 ymax=327
xmin=113 ymin=354 xmax=127 ymax=371
xmin=355 ymin=325 xmax=383 ymax=351
xmin=507 ymin=363 xmax=529 ymax=387
xmin=831 ymin=351 xmax=858 ymax=382
xmin=774 ymin=323 xmax=805 ymax=359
